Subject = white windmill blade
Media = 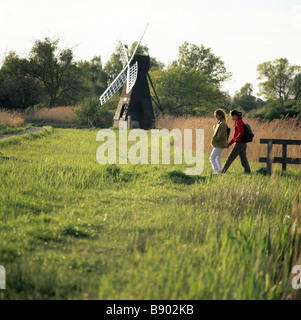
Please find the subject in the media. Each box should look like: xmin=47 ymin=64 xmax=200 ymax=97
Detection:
xmin=128 ymin=23 xmax=149 ymax=63
xmin=99 ymin=68 xmax=127 ymax=106
xmin=117 ymin=41 xmax=129 ymax=67
xmin=126 ymin=61 xmax=138 ymax=93
xmin=99 ymin=23 xmax=149 ymax=106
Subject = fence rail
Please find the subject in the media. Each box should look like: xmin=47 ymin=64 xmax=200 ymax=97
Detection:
xmin=259 ymin=138 xmax=301 ymax=174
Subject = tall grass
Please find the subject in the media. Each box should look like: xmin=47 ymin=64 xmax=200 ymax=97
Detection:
xmin=156 ymin=115 xmax=301 ymax=163
xmin=0 ymin=110 xmax=25 ymax=127
xmin=0 ymin=127 xmax=300 ymax=300
xmin=2 ymin=104 xmax=300 ymax=162
xmin=24 ymin=106 xmax=77 ymax=124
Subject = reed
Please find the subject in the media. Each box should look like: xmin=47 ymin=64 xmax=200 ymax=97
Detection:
xmin=0 ymin=109 xmax=25 ymax=127
xmin=24 ymin=106 xmax=77 ymax=124
xmin=156 ymin=115 xmax=301 ymax=163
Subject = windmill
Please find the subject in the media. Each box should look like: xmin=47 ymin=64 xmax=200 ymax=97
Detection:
xmin=99 ymin=24 xmax=162 ymax=130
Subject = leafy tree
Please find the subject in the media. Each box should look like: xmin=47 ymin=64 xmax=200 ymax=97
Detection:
xmin=177 ymin=42 xmax=231 ymax=86
xmin=232 ymin=83 xmax=256 ymax=112
xmin=292 ymin=73 xmax=301 ymax=100
xmin=257 ymin=58 xmax=301 ymax=108
xmin=89 ymin=56 xmax=108 ymax=95
xmin=232 ymin=83 xmax=265 ymax=113
xmin=149 ymin=65 xmax=225 ymax=116
xmin=148 ymin=42 xmax=230 ymax=116
xmin=0 ymin=51 xmax=23 ymax=78
xmin=103 ymin=50 xmax=123 ymax=86
xmin=22 ymin=37 xmax=80 ymax=107
xmin=0 ymin=76 xmax=44 ymax=110
xmin=77 ymin=56 xmax=108 ymax=99
xmin=291 ymin=101 xmax=301 ymax=120
xmin=0 ymin=51 xmax=44 ymax=109
xmin=263 ymin=102 xmax=282 ymax=119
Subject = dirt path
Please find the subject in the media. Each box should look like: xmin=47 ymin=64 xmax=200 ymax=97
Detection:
xmin=0 ymin=127 xmax=44 ymax=140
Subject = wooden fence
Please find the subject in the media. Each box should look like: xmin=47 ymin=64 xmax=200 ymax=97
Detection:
xmin=259 ymin=139 xmax=301 ymax=174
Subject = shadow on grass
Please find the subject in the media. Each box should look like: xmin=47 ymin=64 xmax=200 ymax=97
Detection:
xmin=166 ymin=170 xmax=208 ymax=185
xmin=0 ymin=151 xmax=29 ymax=162
xmin=0 ymin=152 xmax=9 ymax=160
xmin=255 ymin=167 xmax=270 ymax=175
xmin=255 ymin=166 xmax=301 ymax=179
xmin=103 ymin=164 xmax=140 ymax=183
xmin=61 ymin=225 xmax=91 ymax=239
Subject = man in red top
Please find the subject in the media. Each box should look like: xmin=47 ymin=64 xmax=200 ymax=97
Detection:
xmin=220 ymin=110 xmax=251 ymax=174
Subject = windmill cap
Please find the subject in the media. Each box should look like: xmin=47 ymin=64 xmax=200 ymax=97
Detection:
xmin=132 ymin=55 xmax=150 ymax=71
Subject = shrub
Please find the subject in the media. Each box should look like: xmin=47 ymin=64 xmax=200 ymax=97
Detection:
xmin=75 ymin=96 xmax=116 ymax=128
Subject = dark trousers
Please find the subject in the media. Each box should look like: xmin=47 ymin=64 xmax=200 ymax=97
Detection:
xmin=221 ymin=143 xmax=251 ymax=173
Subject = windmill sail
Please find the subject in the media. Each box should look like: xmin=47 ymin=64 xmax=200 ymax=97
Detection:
xmin=128 ymin=23 xmax=149 ymax=62
xmin=117 ymin=41 xmax=129 ymax=67
xmin=99 ymin=23 xmax=149 ymax=106
xmin=100 ymin=69 xmax=127 ymax=106
xmin=126 ymin=61 xmax=138 ymax=93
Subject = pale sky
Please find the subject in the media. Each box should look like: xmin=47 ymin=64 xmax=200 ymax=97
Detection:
xmin=1 ymin=0 xmax=301 ymax=97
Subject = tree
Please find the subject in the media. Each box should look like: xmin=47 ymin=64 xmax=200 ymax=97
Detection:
xmin=232 ymin=83 xmax=258 ymax=112
xmin=149 ymin=65 xmax=225 ymax=116
xmin=0 ymin=76 xmax=44 ymax=110
xmin=257 ymin=58 xmax=301 ymax=108
xmin=103 ymin=50 xmax=123 ymax=86
xmin=0 ymin=51 xmax=44 ymax=109
xmin=0 ymin=51 xmax=23 ymax=78
xmin=22 ymin=37 xmax=80 ymax=107
xmin=148 ymin=42 xmax=230 ymax=116
xmin=292 ymin=73 xmax=301 ymax=100
xmin=77 ymin=56 xmax=108 ymax=99
xmin=177 ymin=42 xmax=231 ymax=86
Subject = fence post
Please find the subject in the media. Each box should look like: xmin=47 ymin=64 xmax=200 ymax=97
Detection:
xmin=282 ymin=144 xmax=287 ymax=171
xmin=259 ymin=139 xmax=301 ymax=173
xmin=267 ymin=140 xmax=273 ymax=174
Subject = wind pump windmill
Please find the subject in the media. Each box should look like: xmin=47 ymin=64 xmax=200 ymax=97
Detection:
xmin=99 ymin=24 xmax=162 ymax=130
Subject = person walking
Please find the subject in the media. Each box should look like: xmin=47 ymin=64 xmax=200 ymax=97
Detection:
xmin=210 ymin=109 xmax=228 ymax=173
xmin=220 ymin=110 xmax=251 ymax=174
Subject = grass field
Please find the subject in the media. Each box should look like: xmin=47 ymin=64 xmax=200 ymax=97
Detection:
xmin=0 ymin=126 xmax=300 ymax=300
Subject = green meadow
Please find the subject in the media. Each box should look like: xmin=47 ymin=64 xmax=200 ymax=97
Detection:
xmin=0 ymin=127 xmax=300 ymax=300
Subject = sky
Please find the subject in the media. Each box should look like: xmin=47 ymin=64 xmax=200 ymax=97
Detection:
xmin=1 ymin=0 xmax=301 ymax=97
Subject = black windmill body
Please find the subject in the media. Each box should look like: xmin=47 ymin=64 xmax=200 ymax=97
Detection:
xmin=99 ymin=24 xmax=161 ymax=130
xmin=114 ymin=54 xmax=155 ymax=129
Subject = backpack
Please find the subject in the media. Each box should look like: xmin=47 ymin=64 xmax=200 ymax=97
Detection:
xmin=242 ymin=123 xmax=254 ymax=143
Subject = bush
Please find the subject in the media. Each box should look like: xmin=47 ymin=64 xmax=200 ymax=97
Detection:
xmin=74 ymin=96 xmax=116 ymax=128
xmin=264 ymin=106 xmax=282 ymax=120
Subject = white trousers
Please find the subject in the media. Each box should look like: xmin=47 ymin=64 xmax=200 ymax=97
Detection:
xmin=210 ymin=148 xmax=223 ymax=173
